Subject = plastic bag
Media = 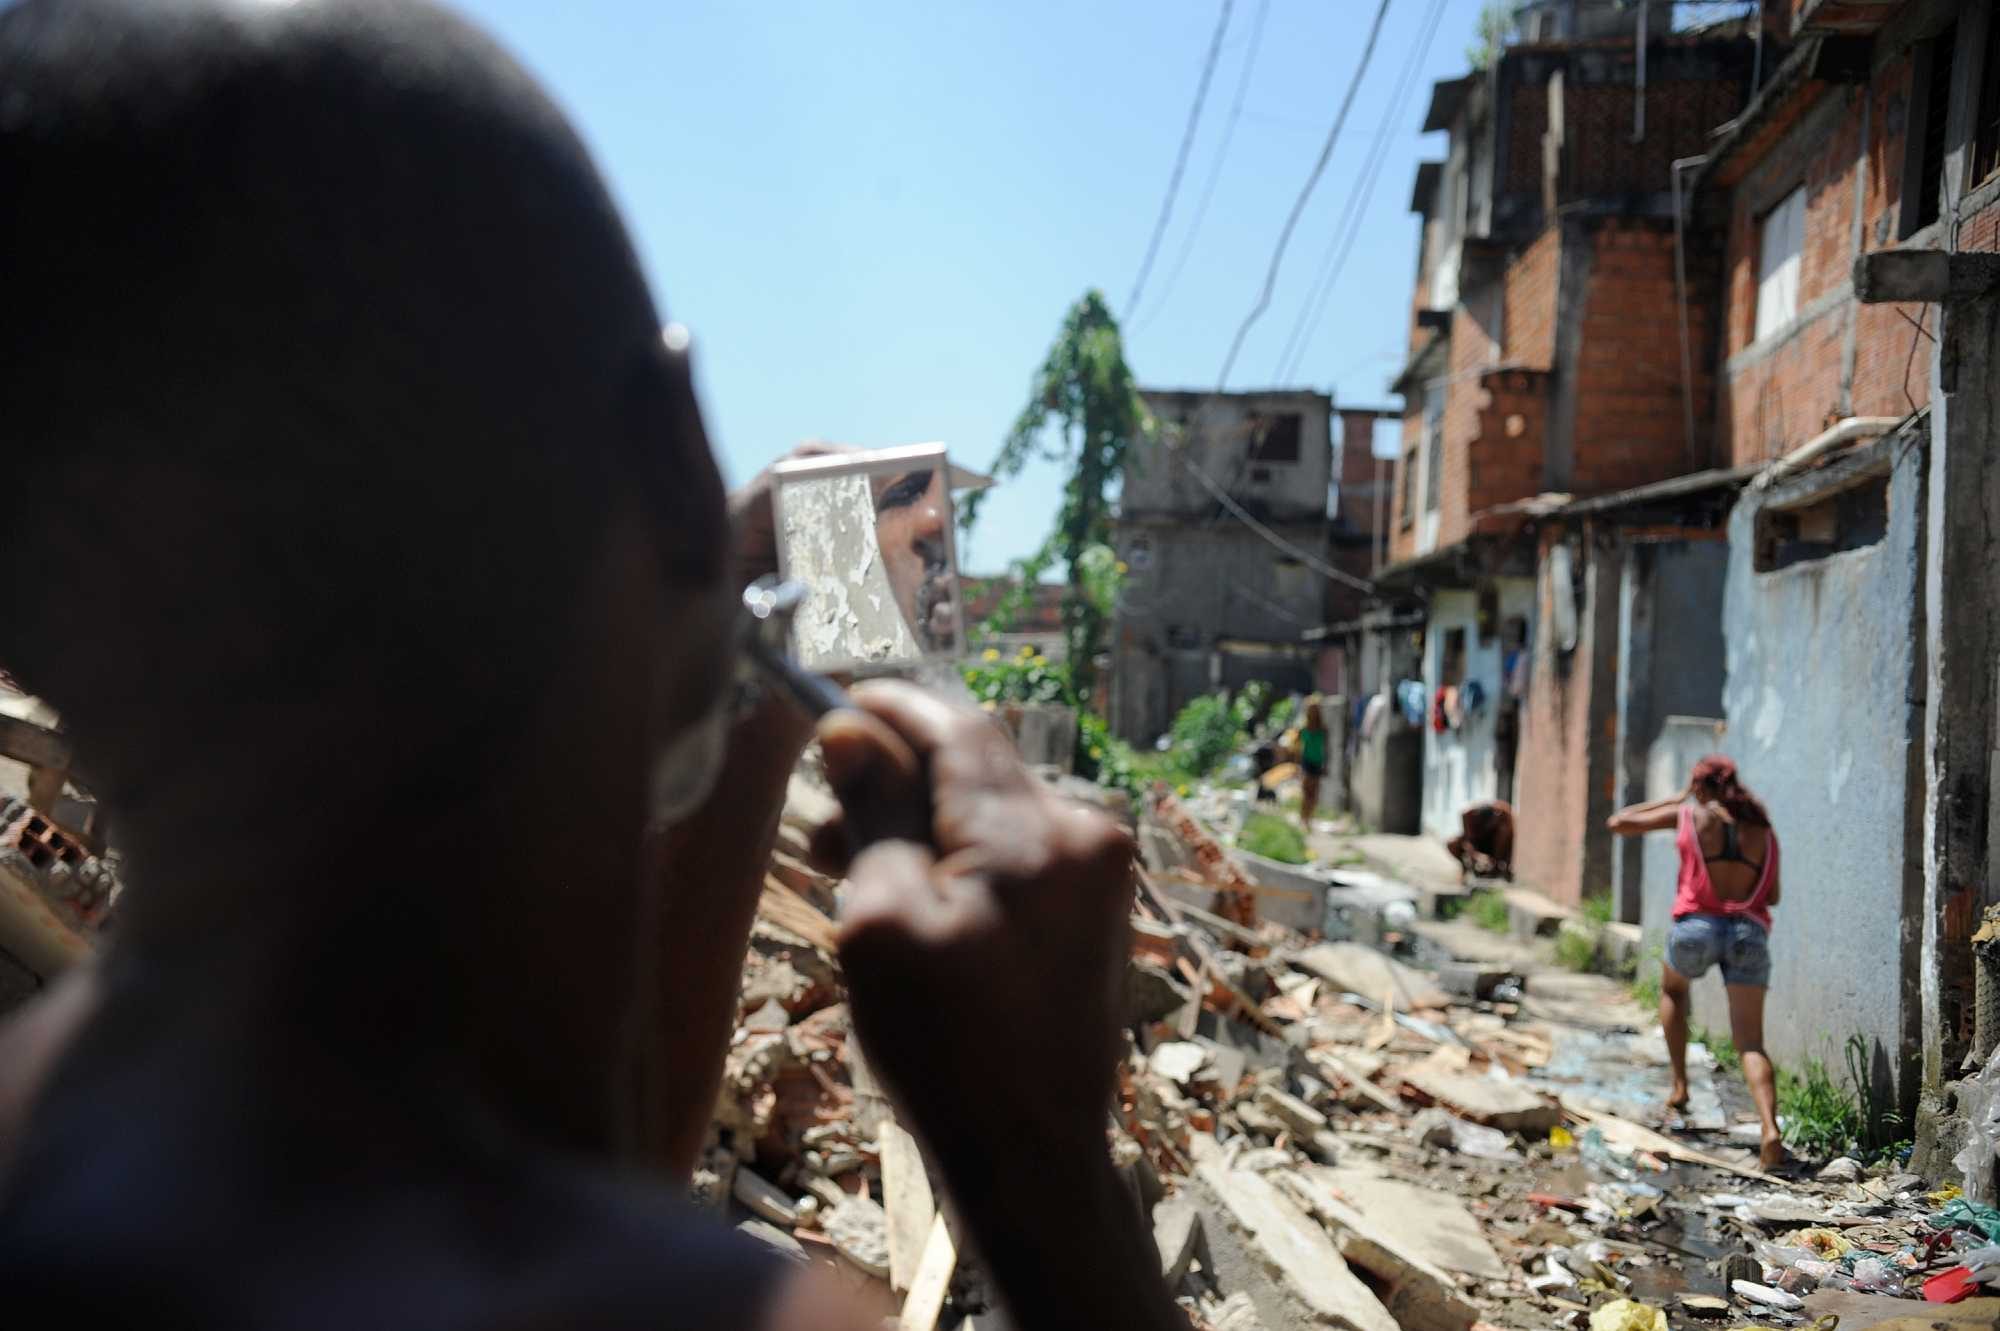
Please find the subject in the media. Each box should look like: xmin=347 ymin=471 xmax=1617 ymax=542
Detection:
xmin=1849 ymin=1257 xmax=1904 ymax=1295
xmin=1934 ymin=1198 xmax=2000 ymax=1244
xmin=1954 ymin=1045 xmax=2000 ymax=1205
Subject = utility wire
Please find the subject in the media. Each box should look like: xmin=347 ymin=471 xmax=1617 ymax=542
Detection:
xmin=1124 ymin=0 xmax=1237 ymax=317
xmin=1274 ymin=0 xmax=1447 ymax=383
xmin=1134 ymin=0 xmax=1272 ymax=335
xmin=1213 ymin=0 xmax=1393 ymax=387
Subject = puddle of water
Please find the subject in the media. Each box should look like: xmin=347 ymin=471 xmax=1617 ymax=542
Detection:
xmin=1529 ymin=1027 xmax=1727 ymax=1131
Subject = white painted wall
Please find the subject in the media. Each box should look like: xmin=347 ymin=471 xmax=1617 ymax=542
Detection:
xmin=1419 ymin=579 xmax=1535 ymax=838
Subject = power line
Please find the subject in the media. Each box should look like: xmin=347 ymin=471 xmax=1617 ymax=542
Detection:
xmin=1213 ymin=0 xmax=1393 ymax=388
xmin=1124 ymin=0 xmax=1237 ymax=317
xmin=1167 ymin=444 xmax=1376 ymax=592
xmin=1274 ymin=0 xmax=1448 ymax=383
xmin=1134 ymin=0 xmax=1272 ymax=335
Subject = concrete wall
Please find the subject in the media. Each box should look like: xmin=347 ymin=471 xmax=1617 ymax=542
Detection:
xmin=1513 ymin=535 xmax=1622 ymax=905
xmin=1610 ymin=540 xmax=1730 ymax=921
xmin=1109 ymin=524 xmax=1326 ymax=743
xmin=1711 ymin=439 xmax=1925 ymax=1108
xmin=1418 ymin=578 xmax=1535 ymax=839
xmin=1126 ymin=390 xmax=1333 ymax=523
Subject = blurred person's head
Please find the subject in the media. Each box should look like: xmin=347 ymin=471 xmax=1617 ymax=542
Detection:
xmin=0 ymin=0 xmax=733 ymax=1141
xmin=1690 ymin=754 xmax=1770 ymax=827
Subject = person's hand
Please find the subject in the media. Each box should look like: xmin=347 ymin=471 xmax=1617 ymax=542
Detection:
xmin=729 ymin=441 xmax=852 ymax=585
xmin=810 ymin=682 xmax=1135 ymax=1175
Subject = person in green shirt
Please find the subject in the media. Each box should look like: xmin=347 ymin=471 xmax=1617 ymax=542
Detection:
xmin=1299 ymin=697 xmax=1329 ymax=822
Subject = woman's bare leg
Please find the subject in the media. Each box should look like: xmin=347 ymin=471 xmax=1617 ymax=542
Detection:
xmin=1660 ymin=965 xmax=1692 ymax=1111
xmin=1726 ymin=982 xmax=1783 ymax=1169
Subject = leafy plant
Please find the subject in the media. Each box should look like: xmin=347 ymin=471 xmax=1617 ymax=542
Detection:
xmin=1466 ymin=0 xmax=1511 ymax=69
xmin=962 ymin=645 xmax=1072 ymax=706
xmin=1630 ymin=969 xmax=1662 ymax=1010
xmin=1554 ymin=924 xmax=1598 ymax=973
xmin=1239 ymin=812 xmax=1309 ymax=865
xmin=963 ymin=291 xmax=1148 ymax=709
xmin=1469 ymin=890 xmax=1511 ymax=933
xmin=1779 ymin=1055 xmax=1862 ymax=1159
xmin=1170 ymin=693 xmax=1245 ymax=779
xmin=1581 ymin=894 xmax=1613 ymax=928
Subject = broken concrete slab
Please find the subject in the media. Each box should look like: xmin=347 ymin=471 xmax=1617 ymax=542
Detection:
xmin=1150 ymin=1040 xmax=1211 ymax=1085
xmin=1190 ymin=1142 xmax=1399 ymax=1331
xmin=1256 ymin=1086 xmax=1328 ymax=1138
xmin=1803 ymin=1291 xmax=2000 ymax=1330
xmin=1289 ymin=942 xmax=1448 ymax=1012
xmin=1127 ymin=957 xmax=1192 ymax=1024
xmin=732 ymin=1167 xmax=800 ymax=1225
xmin=1153 ymin=1195 xmax=1204 ymax=1288
xmin=1306 ymin=1167 xmax=1506 ymax=1280
xmin=825 ymin=1195 xmax=892 ymax=1280
xmin=1434 ymin=961 xmax=1513 ymax=1001
xmin=1275 ymin=1170 xmax=1479 ymax=1331
xmin=1399 ymin=1054 xmax=1561 ymax=1133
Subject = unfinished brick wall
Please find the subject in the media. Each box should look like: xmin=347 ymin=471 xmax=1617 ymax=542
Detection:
xmin=1503 ymin=227 xmax=1560 ymax=369
xmin=1963 ymin=193 xmax=2000 ymax=253
xmin=1511 ymin=530 xmax=1620 ymax=906
xmin=1570 ymin=219 xmax=1718 ymax=492
xmin=1470 ymin=369 xmax=1550 ymax=513
xmin=1715 ymin=63 xmax=1936 ymax=467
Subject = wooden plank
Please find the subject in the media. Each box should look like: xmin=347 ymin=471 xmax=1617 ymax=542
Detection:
xmin=1307 ymin=1048 xmax=1407 ymax=1114
xmin=758 ymin=874 xmax=839 ymax=953
xmin=0 ymin=714 xmax=69 ymax=772
xmin=1568 ymin=1105 xmax=1779 ymax=1184
xmin=878 ymin=1121 xmax=935 ymax=1295
xmin=898 ymin=1213 xmax=956 ymax=1331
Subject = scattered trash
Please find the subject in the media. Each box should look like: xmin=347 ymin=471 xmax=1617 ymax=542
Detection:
xmin=1588 ymin=1297 xmax=1668 ymax=1331
xmin=1732 ymin=1280 xmax=1804 ymax=1311
xmin=1935 ymin=1199 xmax=2000 ymax=1244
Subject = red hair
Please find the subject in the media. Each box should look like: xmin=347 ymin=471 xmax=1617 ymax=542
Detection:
xmin=1690 ymin=754 xmax=1770 ymax=827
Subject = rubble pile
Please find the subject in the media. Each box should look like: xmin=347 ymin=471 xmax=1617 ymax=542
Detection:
xmin=713 ymin=775 xmax=2000 ymax=1331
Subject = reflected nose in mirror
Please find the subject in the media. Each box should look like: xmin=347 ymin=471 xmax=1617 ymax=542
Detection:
xmin=771 ymin=443 xmax=968 ymax=674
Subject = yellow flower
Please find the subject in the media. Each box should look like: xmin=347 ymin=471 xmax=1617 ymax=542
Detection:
xmin=1115 ymin=560 xmax=1129 ymax=574
xmin=1018 ymin=644 xmax=1034 ymax=658
xmin=1090 ymin=746 xmax=1104 ymax=759
xmin=1030 ymin=654 xmax=1048 ymax=667
xmin=980 ymin=700 xmax=997 ymax=712
xmin=981 ymin=648 xmax=1000 ymax=662
xmin=1176 ymin=783 xmax=1190 ymax=796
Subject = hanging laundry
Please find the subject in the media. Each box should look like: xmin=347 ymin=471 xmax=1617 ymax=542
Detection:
xmin=1443 ymin=685 xmax=1464 ymax=731
xmin=1462 ymin=678 xmax=1488 ymax=715
xmin=1431 ymin=685 xmax=1449 ymax=733
xmin=1397 ymin=679 xmax=1428 ymax=727
xmin=1361 ymin=692 xmax=1390 ymax=740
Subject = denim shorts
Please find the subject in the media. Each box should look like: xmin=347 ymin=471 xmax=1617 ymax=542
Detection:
xmin=1667 ymin=913 xmax=1771 ymax=988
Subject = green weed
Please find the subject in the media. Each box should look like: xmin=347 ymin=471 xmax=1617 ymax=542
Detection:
xmin=1778 ymin=1055 xmax=1861 ymax=1159
xmin=1630 ymin=970 xmax=1661 ymax=1009
xmin=1238 ymin=812 xmax=1309 ymax=866
xmin=1469 ymin=890 xmax=1511 ymax=933
xmin=1581 ymin=894 xmax=1614 ymax=927
xmin=1554 ymin=925 xmax=1599 ymax=973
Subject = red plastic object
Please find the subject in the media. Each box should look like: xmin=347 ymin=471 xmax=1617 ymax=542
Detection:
xmin=1924 ymin=1266 xmax=1979 ymax=1303
xmin=1526 ymin=1193 xmax=1583 ymax=1211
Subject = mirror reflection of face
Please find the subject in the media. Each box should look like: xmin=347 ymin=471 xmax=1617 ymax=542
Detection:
xmin=870 ymin=468 xmax=957 ymax=655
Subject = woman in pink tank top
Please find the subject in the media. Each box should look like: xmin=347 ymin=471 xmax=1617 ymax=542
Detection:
xmin=1609 ymin=754 xmax=1784 ymax=1169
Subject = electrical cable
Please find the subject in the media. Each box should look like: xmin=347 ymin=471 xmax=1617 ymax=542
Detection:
xmin=1274 ymin=0 xmax=1448 ymax=383
xmin=1124 ymin=0 xmax=1237 ymax=318
xmin=1134 ymin=0 xmax=1272 ymax=334
xmin=1212 ymin=0 xmax=1393 ymax=388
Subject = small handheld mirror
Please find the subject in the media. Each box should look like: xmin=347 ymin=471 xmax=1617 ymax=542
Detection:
xmin=770 ymin=444 xmax=970 ymax=674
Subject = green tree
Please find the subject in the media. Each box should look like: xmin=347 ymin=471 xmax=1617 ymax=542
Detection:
xmin=962 ymin=291 xmax=1148 ymax=708
xmin=1467 ymin=1 xmax=1511 ymax=69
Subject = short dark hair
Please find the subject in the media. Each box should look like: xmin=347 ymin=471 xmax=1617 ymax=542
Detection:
xmin=1 ymin=0 xmax=722 ymax=785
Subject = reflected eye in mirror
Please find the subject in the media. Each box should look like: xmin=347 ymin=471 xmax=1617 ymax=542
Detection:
xmin=771 ymin=445 xmax=965 ymax=674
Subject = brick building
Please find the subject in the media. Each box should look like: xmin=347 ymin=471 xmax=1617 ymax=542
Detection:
xmin=1373 ymin=13 xmax=1757 ymax=841
xmin=1657 ymin=0 xmax=1999 ymax=1132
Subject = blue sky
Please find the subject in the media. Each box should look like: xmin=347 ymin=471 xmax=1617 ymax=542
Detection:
xmin=454 ymin=0 xmax=1486 ymax=571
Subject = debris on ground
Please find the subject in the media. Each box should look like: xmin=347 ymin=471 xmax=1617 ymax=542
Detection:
xmin=710 ymin=767 xmax=1985 ymax=1329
